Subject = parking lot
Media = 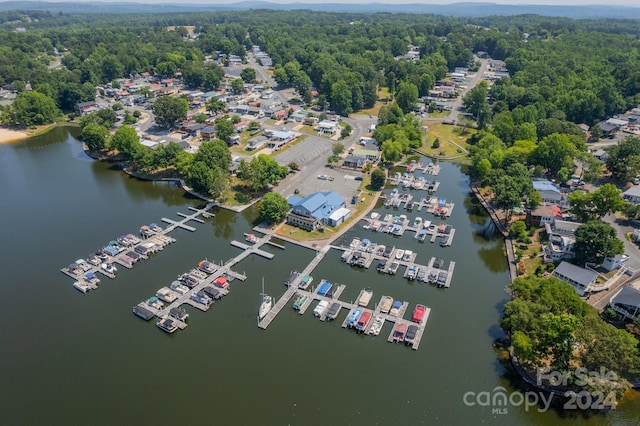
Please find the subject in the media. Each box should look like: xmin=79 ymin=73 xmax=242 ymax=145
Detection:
xmin=273 ymin=134 xmax=364 ymax=201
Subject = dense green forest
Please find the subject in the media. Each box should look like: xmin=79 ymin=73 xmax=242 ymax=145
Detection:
xmin=1 ymin=9 xmax=640 ymax=198
xmin=1 ymin=10 xmax=639 ymax=121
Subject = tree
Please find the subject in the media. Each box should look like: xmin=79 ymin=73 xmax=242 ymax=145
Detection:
xmin=240 ymin=67 xmax=256 ymax=83
xmin=340 ymin=123 xmax=352 ymax=139
xmin=237 ymin=154 xmax=288 ymax=192
xmin=529 ymin=133 xmax=575 ymax=176
xmin=332 ymin=142 xmax=345 ymax=156
xmin=81 ymin=122 xmax=109 ymax=151
xmin=605 ymin=136 xmax=640 ymax=182
xmin=195 ymin=139 xmax=231 ymax=171
xmin=371 ymin=168 xmax=386 ymax=190
xmin=492 ymin=175 xmax=523 ymax=222
xmin=207 ymin=98 xmax=227 ymax=115
xmin=258 ymin=192 xmax=290 ymax=224
xmin=330 ymin=80 xmax=352 ymax=116
xmin=573 ymin=221 xmax=624 ymax=266
xmin=231 ymin=78 xmax=245 ymax=93
xmin=569 ymin=184 xmax=625 ymax=222
xmin=214 ymin=117 xmax=235 ymax=143
xmin=152 ymin=96 xmax=188 ymax=129
xmin=395 ymin=81 xmax=419 ymax=114
xmin=381 ymin=140 xmax=403 ymax=163
xmin=377 ymin=102 xmax=404 ymax=125
xmin=79 ymin=108 xmax=117 ymax=129
xmin=588 ymin=123 xmax=603 ymax=143
xmin=462 ymin=81 xmax=488 ymax=121
xmin=111 ymin=126 xmax=141 ymax=159
xmin=2 ymin=90 xmax=61 ymax=126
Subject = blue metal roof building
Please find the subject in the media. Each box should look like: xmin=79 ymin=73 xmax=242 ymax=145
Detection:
xmin=286 ymin=191 xmax=348 ymax=230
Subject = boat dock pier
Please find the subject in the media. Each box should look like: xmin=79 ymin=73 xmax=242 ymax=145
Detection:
xmin=61 ymin=203 xmax=221 ymax=292
xmin=257 ymin=246 xmax=332 ymax=329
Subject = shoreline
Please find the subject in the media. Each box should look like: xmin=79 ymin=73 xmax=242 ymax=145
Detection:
xmin=0 ymin=128 xmax=28 ymax=144
xmin=0 ymin=122 xmax=73 ymax=144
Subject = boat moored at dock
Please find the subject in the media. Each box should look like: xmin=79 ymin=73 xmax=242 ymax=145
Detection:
xmin=156 ymin=317 xmax=178 ymax=333
xmin=156 ymin=287 xmax=179 ymax=303
xmin=347 ymin=307 xmax=364 ymax=328
xmin=355 ymin=311 xmax=372 ymax=332
xmin=133 ymin=305 xmax=155 ymax=320
xmin=357 ymin=288 xmax=373 ymax=307
xmin=313 ymin=300 xmax=329 ymax=317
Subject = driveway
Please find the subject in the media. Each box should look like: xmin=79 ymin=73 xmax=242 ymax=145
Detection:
xmin=604 ymin=214 xmax=640 ymax=271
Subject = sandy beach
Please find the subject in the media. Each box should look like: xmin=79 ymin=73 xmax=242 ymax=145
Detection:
xmin=0 ymin=127 xmax=28 ymax=143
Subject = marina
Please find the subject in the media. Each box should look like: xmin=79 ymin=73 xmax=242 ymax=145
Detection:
xmin=252 ymin=248 xmax=431 ymax=350
xmin=59 ymin=204 xmax=215 ymax=289
xmin=338 ymin=238 xmax=456 ymax=288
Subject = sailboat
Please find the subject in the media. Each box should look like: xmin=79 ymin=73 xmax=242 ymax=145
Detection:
xmin=258 ymin=278 xmax=273 ymax=320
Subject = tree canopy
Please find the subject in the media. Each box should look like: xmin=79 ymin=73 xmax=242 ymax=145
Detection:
xmin=503 ymin=275 xmax=640 ymax=395
xmin=573 ymin=221 xmax=624 ymax=267
xmin=152 ymin=96 xmax=189 ymax=129
xmin=258 ymin=192 xmax=290 ymax=224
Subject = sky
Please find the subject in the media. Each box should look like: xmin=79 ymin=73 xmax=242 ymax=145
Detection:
xmin=14 ymin=0 xmax=639 ymax=5
xmin=157 ymin=0 xmax=639 ymax=5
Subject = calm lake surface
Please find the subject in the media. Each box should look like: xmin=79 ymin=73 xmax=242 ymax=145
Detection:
xmin=1 ymin=127 xmax=638 ymax=425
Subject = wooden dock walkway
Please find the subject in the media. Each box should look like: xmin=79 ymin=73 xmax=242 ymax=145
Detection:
xmin=161 ymin=217 xmax=197 ymax=232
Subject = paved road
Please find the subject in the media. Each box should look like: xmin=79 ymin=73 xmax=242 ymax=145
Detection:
xmin=448 ymin=57 xmax=490 ymax=123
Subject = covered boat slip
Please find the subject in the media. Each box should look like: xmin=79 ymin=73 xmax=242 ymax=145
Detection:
xmin=60 ymin=204 xmax=214 ymax=288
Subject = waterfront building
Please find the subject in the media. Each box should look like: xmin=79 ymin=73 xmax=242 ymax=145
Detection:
xmin=286 ymin=191 xmax=350 ymax=231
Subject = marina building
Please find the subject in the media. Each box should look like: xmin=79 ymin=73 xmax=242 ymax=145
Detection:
xmin=286 ymin=191 xmax=350 ymax=231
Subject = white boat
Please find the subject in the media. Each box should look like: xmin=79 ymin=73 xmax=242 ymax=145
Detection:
xmin=156 ymin=287 xmax=179 ymax=303
xmin=73 ymin=281 xmax=91 ymax=293
xmin=413 ymin=217 xmax=423 ymax=229
xmin=403 ymin=250 xmax=413 ymax=261
xmin=258 ymin=278 xmax=273 ymax=320
xmin=313 ymin=300 xmax=329 ymax=317
xmin=170 ymin=280 xmax=189 ymax=295
xmin=100 ymin=263 xmax=117 ymax=274
xmin=370 ymin=212 xmax=380 ymax=220
xmin=423 ymin=220 xmax=432 ymax=229
xmin=395 ymin=249 xmax=405 ymax=260
xmin=369 ymin=316 xmax=385 ymax=336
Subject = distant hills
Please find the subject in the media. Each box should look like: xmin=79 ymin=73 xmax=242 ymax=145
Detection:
xmin=0 ymin=1 xmax=639 ymax=19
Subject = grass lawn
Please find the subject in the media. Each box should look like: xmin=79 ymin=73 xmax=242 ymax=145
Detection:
xmin=354 ymin=87 xmax=390 ymax=117
xmin=427 ymin=110 xmax=451 ymax=119
xmin=416 ymin=122 xmax=474 ymax=159
xmin=220 ymin=177 xmax=260 ymax=207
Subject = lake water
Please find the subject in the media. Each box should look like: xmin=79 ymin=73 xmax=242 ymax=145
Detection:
xmin=1 ymin=127 xmax=638 ymax=425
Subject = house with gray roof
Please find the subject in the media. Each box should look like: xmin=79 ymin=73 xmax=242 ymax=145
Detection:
xmin=551 ymin=261 xmax=598 ymax=296
xmin=610 ymin=285 xmax=640 ymax=322
xmin=623 ymin=186 xmax=640 ymax=204
xmin=544 ymin=219 xmax=580 ymax=262
xmin=532 ymin=180 xmax=564 ymax=205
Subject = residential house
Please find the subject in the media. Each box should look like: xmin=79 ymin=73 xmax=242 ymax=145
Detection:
xmin=74 ymin=101 xmax=99 ymax=116
xmin=200 ymin=126 xmax=216 ymax=141
xmin=342 ymin=155 xmax=366 ymax=169
xmin=526 ymin=205 xmax=562 ymax=227
xmin=551 ymin=261 xmax=599 ymax=296
xmin=315 ymin=120 xmax=339 ymax=135
xmin=246 ymin=136 xmax=267 ymax=151
xmin=286 ymin=191 xmax=348 ymax=231
xmin=352 ymin=148 xmax=381 ymax=163
xmin=609 ymin=285 xmax=640 ymax=322
xmin=602 ymin=254 xmax=628 ymax=272
xmin=598 ymin=121 xmax=619 ymax=138
xmin=543 ymin=219 xmax=580 ymax=262
xmin=532 ymin=180 xmax=564 ymax=205
xmin=623 ymin=187 xmax=640 ymax=204
xmin=265 ymin=130 xmax=297 ymax=150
